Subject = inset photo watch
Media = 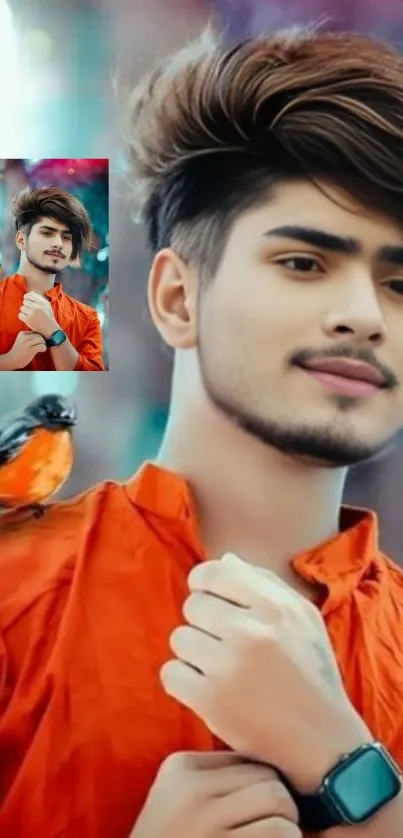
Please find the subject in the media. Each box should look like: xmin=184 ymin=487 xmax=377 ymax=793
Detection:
xmin=45 ymin=329 xmax=67 ymax=348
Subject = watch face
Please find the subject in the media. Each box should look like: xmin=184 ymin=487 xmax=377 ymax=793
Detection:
xmin=329 ymin=745 xmax=402 ymax=824
xmin=51 ymin=330 xmax=66 ymax=346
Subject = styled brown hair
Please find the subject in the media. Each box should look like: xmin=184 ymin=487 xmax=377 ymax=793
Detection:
xmin=126 ymin=23 xmax=403 ymax=285
xmin=12 ymin=185 xmax=95 ymax=260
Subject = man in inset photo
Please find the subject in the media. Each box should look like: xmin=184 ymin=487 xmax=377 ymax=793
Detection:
xmin=0 ymin=186 xmax=105 ymax=371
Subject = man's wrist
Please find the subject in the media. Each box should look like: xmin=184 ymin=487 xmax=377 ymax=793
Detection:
xmin=42 ymin=322 xmax=60 ymax=339
xmin=290 ymin=714 xmax=374 ymax=794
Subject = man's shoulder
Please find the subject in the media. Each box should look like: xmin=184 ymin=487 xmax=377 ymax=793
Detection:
xmin=0 ymin=478 xmax=137 ymax=627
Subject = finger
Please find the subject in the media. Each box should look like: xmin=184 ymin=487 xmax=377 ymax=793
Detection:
xmin=160 ymin=751 xmax=255 ymax=774
xmin=217 ymin=779 xmax=299 ymax=828
xmin=183 ymin=591 xmax=250 ymax=640
xmin=169 ymin=624 xmax=224 ymax=673
xmin=188 ymin=555 xmax=296 ymax=610
xmin=22 ymin=331 xmax=45 ymax=341
xmin=231 ymin=817 xmax=302 ymax=837
xmin=24 ymin=291 xmax=41 ymax=301
xmin=159 ymin=657 xmax=206 ymax=713
xmin=206 ymin=762 xmax=289 ymax=797
xmin=20 ymin=302 xmax=36 ymax=312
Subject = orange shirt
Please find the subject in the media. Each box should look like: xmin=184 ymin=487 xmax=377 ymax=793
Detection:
xmin=0 ymin=462 xmax=402 ymax=837
xmin=0 ymin=273 xmax=105 ymax=371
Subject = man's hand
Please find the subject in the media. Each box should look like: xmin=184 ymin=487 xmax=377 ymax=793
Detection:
xmin=160 ymin=553 xmax=372 ymax=793
xmin=3 ymin=331 xmax=47 ymax=369
xmin=131 ymin=751 xmax=302 ymax=838
xmin=18 ymin=291 xmax=59 ymax=338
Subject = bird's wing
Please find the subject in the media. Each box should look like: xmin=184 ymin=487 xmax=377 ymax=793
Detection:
xmin=0 ymin=412 xmax=41 ymax=465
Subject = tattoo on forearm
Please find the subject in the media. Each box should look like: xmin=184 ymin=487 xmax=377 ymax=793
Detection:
xmin=313 ymin=640 xmax=338 ymax=685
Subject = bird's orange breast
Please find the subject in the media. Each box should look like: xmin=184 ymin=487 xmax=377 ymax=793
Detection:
xmin=0 ymin=427 xmax=74 ymax=507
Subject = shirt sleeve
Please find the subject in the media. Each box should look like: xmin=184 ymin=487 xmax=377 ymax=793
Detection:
xmin=74 ymin=312 xmax=105 ymax=371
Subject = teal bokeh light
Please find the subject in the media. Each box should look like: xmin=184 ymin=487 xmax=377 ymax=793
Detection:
xmin=30 ymin=372 xmax=79 ymax=397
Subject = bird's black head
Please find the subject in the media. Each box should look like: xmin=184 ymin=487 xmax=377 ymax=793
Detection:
xmin=27 ymin=394 xmax=77 ymax=429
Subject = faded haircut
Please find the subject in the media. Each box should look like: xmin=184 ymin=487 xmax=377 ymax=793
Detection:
xmin=12 ymin=185 xmax=95 ymax=260
xmin=126 ymin=23 xmax=403 ymax=286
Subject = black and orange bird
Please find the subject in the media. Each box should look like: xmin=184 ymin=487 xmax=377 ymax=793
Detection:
xmin=0 ymin=393 xmax=77 ymax=518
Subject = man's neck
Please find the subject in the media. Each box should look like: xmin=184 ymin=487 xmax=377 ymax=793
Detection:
xmin=18 ymin=264 xmax=55 ymax=295
xmin=157 ymin=396 xmax=348 ymax=599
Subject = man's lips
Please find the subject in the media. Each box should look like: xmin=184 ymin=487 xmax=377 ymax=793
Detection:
xmin=297 ymin=357 xmax=388 ymax=397
xmin=45 ymin=252 xmax=64 ymax=259
xmin=298 ymin=357 xmax=386 ymax=387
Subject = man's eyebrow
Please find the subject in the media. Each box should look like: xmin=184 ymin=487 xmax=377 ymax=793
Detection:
xmin=39 ymin=225 xmax=72 ymax=235
xmin=377 ymin=244 xmax=403 ymax=266
xmin=262 ymin=225 xmax=403 ymax=265
xmin=262 ymin=225 xmax=360 ymax=255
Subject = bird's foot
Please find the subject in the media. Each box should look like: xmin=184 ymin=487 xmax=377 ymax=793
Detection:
xmin=28 ymin=503 xmax=46 ymax=519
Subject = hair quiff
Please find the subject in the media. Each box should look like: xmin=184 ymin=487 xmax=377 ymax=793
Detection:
xmin=12 ymin=185 xmax=95 ymax=260
xmin=126 ymin=23 xmax=403 ymax=283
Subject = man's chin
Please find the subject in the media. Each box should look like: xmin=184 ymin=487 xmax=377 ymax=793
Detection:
xmin=40 ymin=266 xmax=62 ymax=274
xmin=35 ymin=262 xmax=63 ymax=275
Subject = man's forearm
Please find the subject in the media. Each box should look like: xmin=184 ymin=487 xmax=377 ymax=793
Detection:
xmin=321 ymin=789 xmax=403 ymax=838
xmin=49 ymin=336 xmax=79 ymax=371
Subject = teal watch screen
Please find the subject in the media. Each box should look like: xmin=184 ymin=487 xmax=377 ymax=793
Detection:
xmin=332 ymin=748 xmax=401 ymax=822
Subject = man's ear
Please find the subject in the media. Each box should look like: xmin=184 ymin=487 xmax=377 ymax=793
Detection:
xmin=15 ymin=230 xmax=26 ymax=252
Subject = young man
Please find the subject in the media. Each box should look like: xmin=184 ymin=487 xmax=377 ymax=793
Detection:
xmin=0 ymin=186 xmax=105 ymax=371
xmin=1 ymin=24 xmax=403 ymax=838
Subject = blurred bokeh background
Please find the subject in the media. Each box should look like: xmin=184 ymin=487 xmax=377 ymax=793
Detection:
xmin=3 ymin=0 xmax=403 ymax=564
xmin=0 ymin=157 xmax=109 ymax=367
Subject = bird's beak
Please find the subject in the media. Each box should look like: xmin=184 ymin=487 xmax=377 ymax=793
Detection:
xmin=51 ymin=412 xmax=77 ymax=427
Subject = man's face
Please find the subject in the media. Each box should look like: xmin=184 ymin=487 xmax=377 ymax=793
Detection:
xmin=24 ymin=216 xmax=73 ymax=274
xmin=197 ymin=179 xmax=403 ymax=467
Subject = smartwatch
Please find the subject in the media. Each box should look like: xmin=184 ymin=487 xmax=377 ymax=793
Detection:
xmin=281 ymin=742 xmax=402 ymax=833
xmin=45 ymin=329 xmax=67 ymax=348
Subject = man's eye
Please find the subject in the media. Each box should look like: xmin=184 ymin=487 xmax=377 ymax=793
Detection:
xmin=386 ymin=279 xmax=403 ymax=296
xmin=277 ymin=257 xmax=322 ymax=272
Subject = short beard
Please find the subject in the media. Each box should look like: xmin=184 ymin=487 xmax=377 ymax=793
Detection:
xmin=26 ymin=247 xmax=63 ymax=276
xmin=197 ymin=340 xmax=394 ymax=469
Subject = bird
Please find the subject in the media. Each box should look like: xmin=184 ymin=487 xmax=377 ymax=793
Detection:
xmin=0 ymin=393 xmax=77 ymax=519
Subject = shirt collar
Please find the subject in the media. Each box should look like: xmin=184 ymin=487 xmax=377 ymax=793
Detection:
xmin=125 ymin=461 xmax=379 ymax=613
xmin=11 ymin=273 xmax=63 ymax=300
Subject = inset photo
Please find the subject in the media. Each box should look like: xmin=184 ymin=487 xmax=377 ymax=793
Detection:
xmin=0 ymin=158 xmax=109 ymax=371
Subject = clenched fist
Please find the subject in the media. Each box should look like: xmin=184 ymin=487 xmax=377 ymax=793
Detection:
xmin=18 ymin=290 xmax=59 ymax=338
xmin=130 ymin=751 xmax=302 ymax=838
xmin=161 ymin=553 xmax=372 ymax=793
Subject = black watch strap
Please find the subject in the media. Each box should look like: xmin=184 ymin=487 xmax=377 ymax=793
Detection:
xmin=275 ymin=769 xmax=340 ymax=833
xmin=290 ymin=788 xmax=340 ymax=832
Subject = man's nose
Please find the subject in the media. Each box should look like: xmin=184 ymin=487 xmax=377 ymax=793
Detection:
xmin=322 ymin=274 xmax=387 ymax=347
